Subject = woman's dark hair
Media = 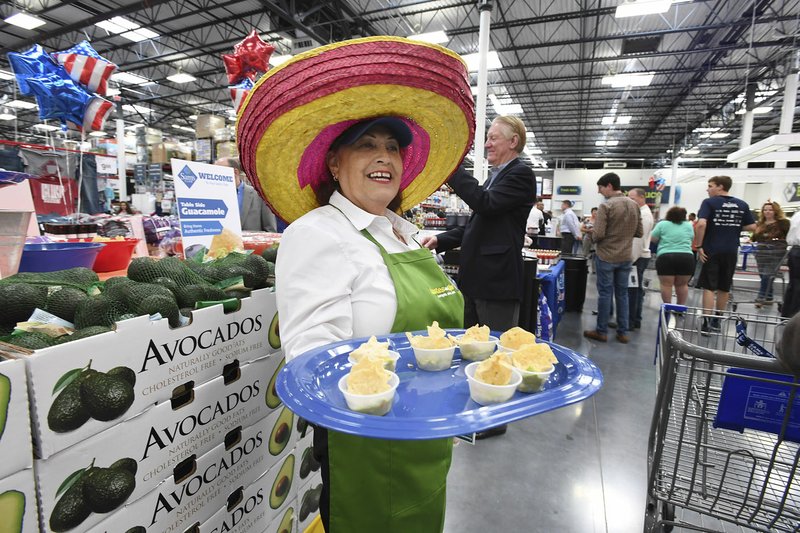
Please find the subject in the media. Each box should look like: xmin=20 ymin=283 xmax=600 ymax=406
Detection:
xmin=666 ymin=206 xmax=686 ymax=224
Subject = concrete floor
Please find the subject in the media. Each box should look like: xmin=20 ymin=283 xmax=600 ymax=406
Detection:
xmin=444 ymin=274 xmax=787 ymax=533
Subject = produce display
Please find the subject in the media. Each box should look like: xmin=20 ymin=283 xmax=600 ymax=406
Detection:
xmin=0 ymin=245 xmax=278 ymax=351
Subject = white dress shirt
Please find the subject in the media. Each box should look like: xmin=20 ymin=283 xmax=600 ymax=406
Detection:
xmin=275 ymin=191 xmax=423 ymax=361
xmin=631 ymin=204 xmax=655 ymax=261
xmin=526 ymin=206 xmax=543 ymax=233
xmin=788 ymin=210 xmax=800 ymax=246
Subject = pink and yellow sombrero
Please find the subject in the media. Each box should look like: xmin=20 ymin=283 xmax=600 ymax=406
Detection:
xmin=236 ymin=36 xmax=475 ymax=224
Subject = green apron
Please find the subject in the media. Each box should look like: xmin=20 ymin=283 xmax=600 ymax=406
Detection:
xmin=327 ymin=229 xmax=464 ymax=533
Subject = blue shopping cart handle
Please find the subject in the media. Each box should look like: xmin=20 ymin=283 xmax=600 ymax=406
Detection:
xmin=735 ymin=318 xmax=774 ymax=358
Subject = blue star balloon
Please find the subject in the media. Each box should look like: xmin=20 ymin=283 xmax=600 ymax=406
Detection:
xmin=6 ymin=44 xmax=62 ymax=96
xmin=26 ymin=72 xmax=91 ymax=125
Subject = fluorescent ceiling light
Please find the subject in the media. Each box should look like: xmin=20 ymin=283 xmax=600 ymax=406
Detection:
xmin=269 ymin=54 xmax=293 ymax=67
xmin=96 ymin=16 xmax=159 ymax=42
xmin=606 ymin=140 xmax=619 ymax=146
xmin=615 ymin=0 xmax=672 ymax=19
xmin=407 ymin=31 xmax=448 ymax=44
xmin=462 ymin=51 xmax=503 ymax=72
xmin=710 ymin=132 xmax=730 ymax=139
xmin=5 ymin=12 xmax=46 ymax=30
xmin=601 ymin=72 xmax=654 ymax=87
xmin=189 ymin=115 xmax=198 ymax=120
xmin=89 ymin=131 xmax=107 ymax=137
xmin=172 ymin=125 xmax=194 ymax=132
xmin=615 ymin=115 xmax=632 ymax=125
xmin=503 ymin=103 xmax=523 ymax=114
xmin=693 ymin=127 xmax=719 ymax=132
xmin=595 ymin=141 xmax=607 ymax=146
xmin=683 ymin=148 xmax=700 ymax=155
xmin=529 ymin=148 xmax=543 ymax=154
xmin=33 ymin=124 xmax=59 ymax=131
xmin=167 ymin=72 xmax=197 ymax=84
xmin=0 ymin=70 xmax=15 ymax=80
xmin=123 ymin=104 xmax=151 ymax=114
xmin=736 ymin=106 xmax=773 ymax=115
xmin=0 ymin=112 xmax=15 ymax=121
xmin=526 ymin=131 xmax=535 ymax=139
xmin=105 ymin=87 xmax=121 ymax=96
xmin=7 ymin=99 xmax=37 ymax=109
xmin=112 ymin=72 xmax=152 ymax=85
xmin=602 ymin=116 xmax=615 ymax=125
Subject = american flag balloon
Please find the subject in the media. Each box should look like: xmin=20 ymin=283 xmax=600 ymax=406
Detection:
xmin=229 ymin=78 xmax=254 ymax=112
xmin=53 ymin=40 xmax=117 ymax=96
xmin=65 ymin=96 xmax=114 ymax=133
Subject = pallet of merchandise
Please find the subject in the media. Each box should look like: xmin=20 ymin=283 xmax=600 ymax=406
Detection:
xmin=0 ymin=467 xmax=39 ymax=533
xmin=86 ymin=414 xmax=300 ymax=533
xmin=0 ymin=289 xmax=280 ymax=459
xmin=36 ymin=353 xmax=293 ymax=533
xmin=0 ymin=357 xmax=33 ymax=478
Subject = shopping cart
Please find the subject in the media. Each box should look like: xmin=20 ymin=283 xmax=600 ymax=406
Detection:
xmin=645 ymin=305 xmax=797 ymax=532
xmin=730 ymin=243 xmax=790 ymax=312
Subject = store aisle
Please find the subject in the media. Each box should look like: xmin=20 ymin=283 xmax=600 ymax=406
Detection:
xmin=445 ymin=288 xmax=663 ymax=533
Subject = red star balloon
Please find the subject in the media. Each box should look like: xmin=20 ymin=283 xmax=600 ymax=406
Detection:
xmin=223 ymin=29 xmax=274 ymax=84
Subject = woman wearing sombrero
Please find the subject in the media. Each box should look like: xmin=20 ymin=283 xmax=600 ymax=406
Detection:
xmin=238 ymin=37 xmax=475 ymax=531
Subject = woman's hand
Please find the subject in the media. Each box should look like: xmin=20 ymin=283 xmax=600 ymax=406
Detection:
xmin=420 ymin=235 xmax=438 ymax=250
xmin=698 ymin=248 xmax=708 ymax=263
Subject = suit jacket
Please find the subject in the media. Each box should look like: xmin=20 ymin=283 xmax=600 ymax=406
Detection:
xmin=436 ymin=158 xmax=536 ymax=301
xmin=241 ymin=184 xmax=277 ymax=232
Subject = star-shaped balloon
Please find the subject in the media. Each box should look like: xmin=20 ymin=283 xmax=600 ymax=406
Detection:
xmin=26 ymin=72 xmax=91 ymax=125
xmin=229 ymin=77 xmax=254 ymax=112
xmin=222 ymin=29 xmax=274 ymax=84
xmin=7 ymin=44 xmax=62 ymax=96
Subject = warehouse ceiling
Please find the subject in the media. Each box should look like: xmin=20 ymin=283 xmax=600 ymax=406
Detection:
xmin=1 ymin=0 xmax=799 ymax=168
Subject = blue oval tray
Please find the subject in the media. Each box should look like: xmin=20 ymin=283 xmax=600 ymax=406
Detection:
xmin=276 ymin=330 xmax=603 ymax=440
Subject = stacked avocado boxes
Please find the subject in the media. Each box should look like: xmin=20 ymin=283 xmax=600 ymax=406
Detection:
xmin=2 ymin=288 xmax=312 ymax=533
xmin=0 ymin=357 xmax=39 ymax=532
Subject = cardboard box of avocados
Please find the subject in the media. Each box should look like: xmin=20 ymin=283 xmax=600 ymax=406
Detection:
xmin=14 ymin=289 xmax=281 ymax=459
xmin=84 ymin=417 xmax=293 ymax=533
xmin=201 ymin=450 xmax=300 ymax=533
xmin=36 ymin=353 xmax=288 ymax=532
xmin=0 ymin=467 xmax=39 ymax=533
xmin=0 ymin=357 xmax=33 ymax=478
xmin=295 ymin=472 xmax=323 ymax=533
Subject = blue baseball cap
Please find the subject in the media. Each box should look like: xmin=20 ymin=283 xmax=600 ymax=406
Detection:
xmin=332 ymin=117 xmax=413 ymax=149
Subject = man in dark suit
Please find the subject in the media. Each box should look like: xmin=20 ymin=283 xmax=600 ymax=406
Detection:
xmin=215 ymin=157 xmax=278 ymax=232
xmin=422 ymin=115 xmax=535 ymax=438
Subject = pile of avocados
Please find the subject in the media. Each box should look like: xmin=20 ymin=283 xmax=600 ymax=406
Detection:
xmin=47 ymin=365 xmax=136 ymax=433
xmin=299 ymin=484 xmax=322 ymax=522
xmin=299 ymin=445 xmax=321 ymax=480
xmin=49 ymin=457 xmax=137 ymax=532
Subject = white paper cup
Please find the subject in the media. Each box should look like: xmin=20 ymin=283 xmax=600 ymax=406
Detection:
xmin=514 ymin=364 xmax=555 ymax=393
xmin=411 ymin=345 xmax=456 ymax=371
xmin=464 ymin=362 xmax=522 ymax=406
xmin=347 ymin=350 xmax=401 ymax=372
xmin=455 ymin=335 xmax=498 ymax=361
xmin=338 ymin=371 xmax=399 ymax=416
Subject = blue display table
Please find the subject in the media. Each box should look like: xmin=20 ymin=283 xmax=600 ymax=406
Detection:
xmin=276 ymin=330 xmax=603 ymax=440
xmin=537 ymin=259 xmax=565 ymax=337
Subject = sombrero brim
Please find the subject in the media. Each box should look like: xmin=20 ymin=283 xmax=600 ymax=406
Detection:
xmin=237 ymin=36 xmax=475 ymax=224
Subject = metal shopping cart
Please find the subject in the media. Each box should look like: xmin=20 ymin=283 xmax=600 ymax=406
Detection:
xmin=730 ymin=243 xmax=790 ymax=312
xmin=645 ymin=305 xmax=797 ymax=532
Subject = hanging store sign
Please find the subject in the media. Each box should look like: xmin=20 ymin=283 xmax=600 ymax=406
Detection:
xmin=171 ymin=158 xmax=242 ymax=259
xmin=785 ymin=183 xmax=800 ymax=203
xmin=557 ymin=186 xmax=581 ymax=195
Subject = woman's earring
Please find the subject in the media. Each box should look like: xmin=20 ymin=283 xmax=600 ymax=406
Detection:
xmin=332 ymin=174 xmax=339 ymax=182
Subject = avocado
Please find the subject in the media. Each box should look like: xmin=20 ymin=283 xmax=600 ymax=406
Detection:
xmin=269 ymin=454 xmax=295 ymax=509
xmin=109 ymin=457 xmax=138 ymax=476
xmin=0 ymin=374 xmax=9 ymax=439
xmin=310 ymin=449 xmax=320 ymax=472
xmin=57 ymin=326 xmax=112 ymax=344
xmin=82 ymin=466 xmax=136 ymax=513
xmin=124 ymin=527 xmax=146 ymax=533
xmin=47 ymin=369 xmax=98 ymax=433
xmin=296 ymin=417 xmax=308 ymax=435
xmin=299 ymin=484 xmax=321 ymax=521
xmin=265 ymin=357 xmax=285 ymax=409
xmin=299 ymin=446 xmax=313 ymax=480
xmin=49 ymin=478 xmax=91 ymax=532
xmin=268 ymin=407 xmax=294 ymax=456
xmin=267 ymin=312 xmax=281 ymax=349
xmin=80 ymin=373 xmax=135 ymax=422
xmin=107 ymin=367 xmax=136 ymax=388
xmin=275 ymin=506 xmax=293 ymax=533
xmin=0 ymin=490 xmax=25 ymax=532
xmin=46 ymin=286 xmax=89 ymax=323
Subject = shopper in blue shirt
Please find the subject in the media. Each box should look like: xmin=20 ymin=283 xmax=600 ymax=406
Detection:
xmin=693 ymin=176 xmax=756 ymax=334
xmin=559 ymin=200 xmax=582 ymax=255
xmin=651 ymin=206 xmax=695 ymax=305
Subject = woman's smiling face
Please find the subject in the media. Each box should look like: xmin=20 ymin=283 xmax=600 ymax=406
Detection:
xmin=327 ymin=126 xmax=404 ymax=215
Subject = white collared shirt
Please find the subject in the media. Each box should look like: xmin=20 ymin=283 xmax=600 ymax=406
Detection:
xmin=788 ymin=210 xmax=800 ymax=246
xmin=632 ymin=204 xmax=655 ymax=260
xmin=275 ymin=191 xmax=423 ymax=360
